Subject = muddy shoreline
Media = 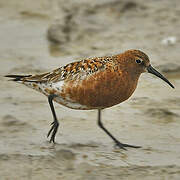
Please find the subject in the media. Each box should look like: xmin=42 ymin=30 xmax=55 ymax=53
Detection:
xmin=0 ymin=0 xmax=180 ymax=179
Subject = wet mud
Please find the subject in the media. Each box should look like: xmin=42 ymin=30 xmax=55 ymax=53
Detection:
xmin=0 ymin=0 xmax=180 ymax=179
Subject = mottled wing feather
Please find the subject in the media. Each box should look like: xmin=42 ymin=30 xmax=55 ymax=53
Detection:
xmin=22 ymin=56 xmax=116 ymax=83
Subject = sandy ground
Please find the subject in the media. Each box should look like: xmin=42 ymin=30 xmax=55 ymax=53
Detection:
xmin=0 ymin=0 xmax=180 ymax=179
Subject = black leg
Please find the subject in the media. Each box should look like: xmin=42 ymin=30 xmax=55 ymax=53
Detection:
xmin=47 ymin=94 xmax=59 ymax=143
xmin=97 ymin=109 xmax=141 ymax=150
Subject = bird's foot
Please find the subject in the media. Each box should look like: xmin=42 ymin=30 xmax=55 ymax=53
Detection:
xmin=47 ymin=121 xmax=59 ymax=143
xmin=115 ymin=141 xmax=141 ymax=150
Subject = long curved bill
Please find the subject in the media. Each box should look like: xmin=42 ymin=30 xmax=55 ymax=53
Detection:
xmin=147 ymin=65 xmax=174 ymax=88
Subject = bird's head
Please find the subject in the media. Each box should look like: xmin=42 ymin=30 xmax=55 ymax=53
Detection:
xmin=121 ymin=49 xmax=174 ymax=88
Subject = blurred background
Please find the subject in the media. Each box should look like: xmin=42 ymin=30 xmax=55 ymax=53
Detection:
xmin=0 ymin=0 xmax=180 ymax=179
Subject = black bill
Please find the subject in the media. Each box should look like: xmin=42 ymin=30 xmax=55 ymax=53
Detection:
xmin=147 ymin=65 xmax=174 ymax=89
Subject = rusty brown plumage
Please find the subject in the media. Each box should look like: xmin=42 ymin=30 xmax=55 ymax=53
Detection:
xmin=57 ymin=50 xmax=149 ymax=109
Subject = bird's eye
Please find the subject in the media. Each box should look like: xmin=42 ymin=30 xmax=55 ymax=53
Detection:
xmin=136 ymin=59 xmax=142 ymax=64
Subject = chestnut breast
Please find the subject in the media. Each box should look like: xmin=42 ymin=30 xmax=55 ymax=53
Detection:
xmin=62 ymin=67 xmax=139 ymax=109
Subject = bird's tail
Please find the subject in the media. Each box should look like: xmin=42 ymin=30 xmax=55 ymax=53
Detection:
xmin=5 ymin=75 xmax=32 ymax=82
xmin=5 ymin=74 xmax=44 ymax=93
